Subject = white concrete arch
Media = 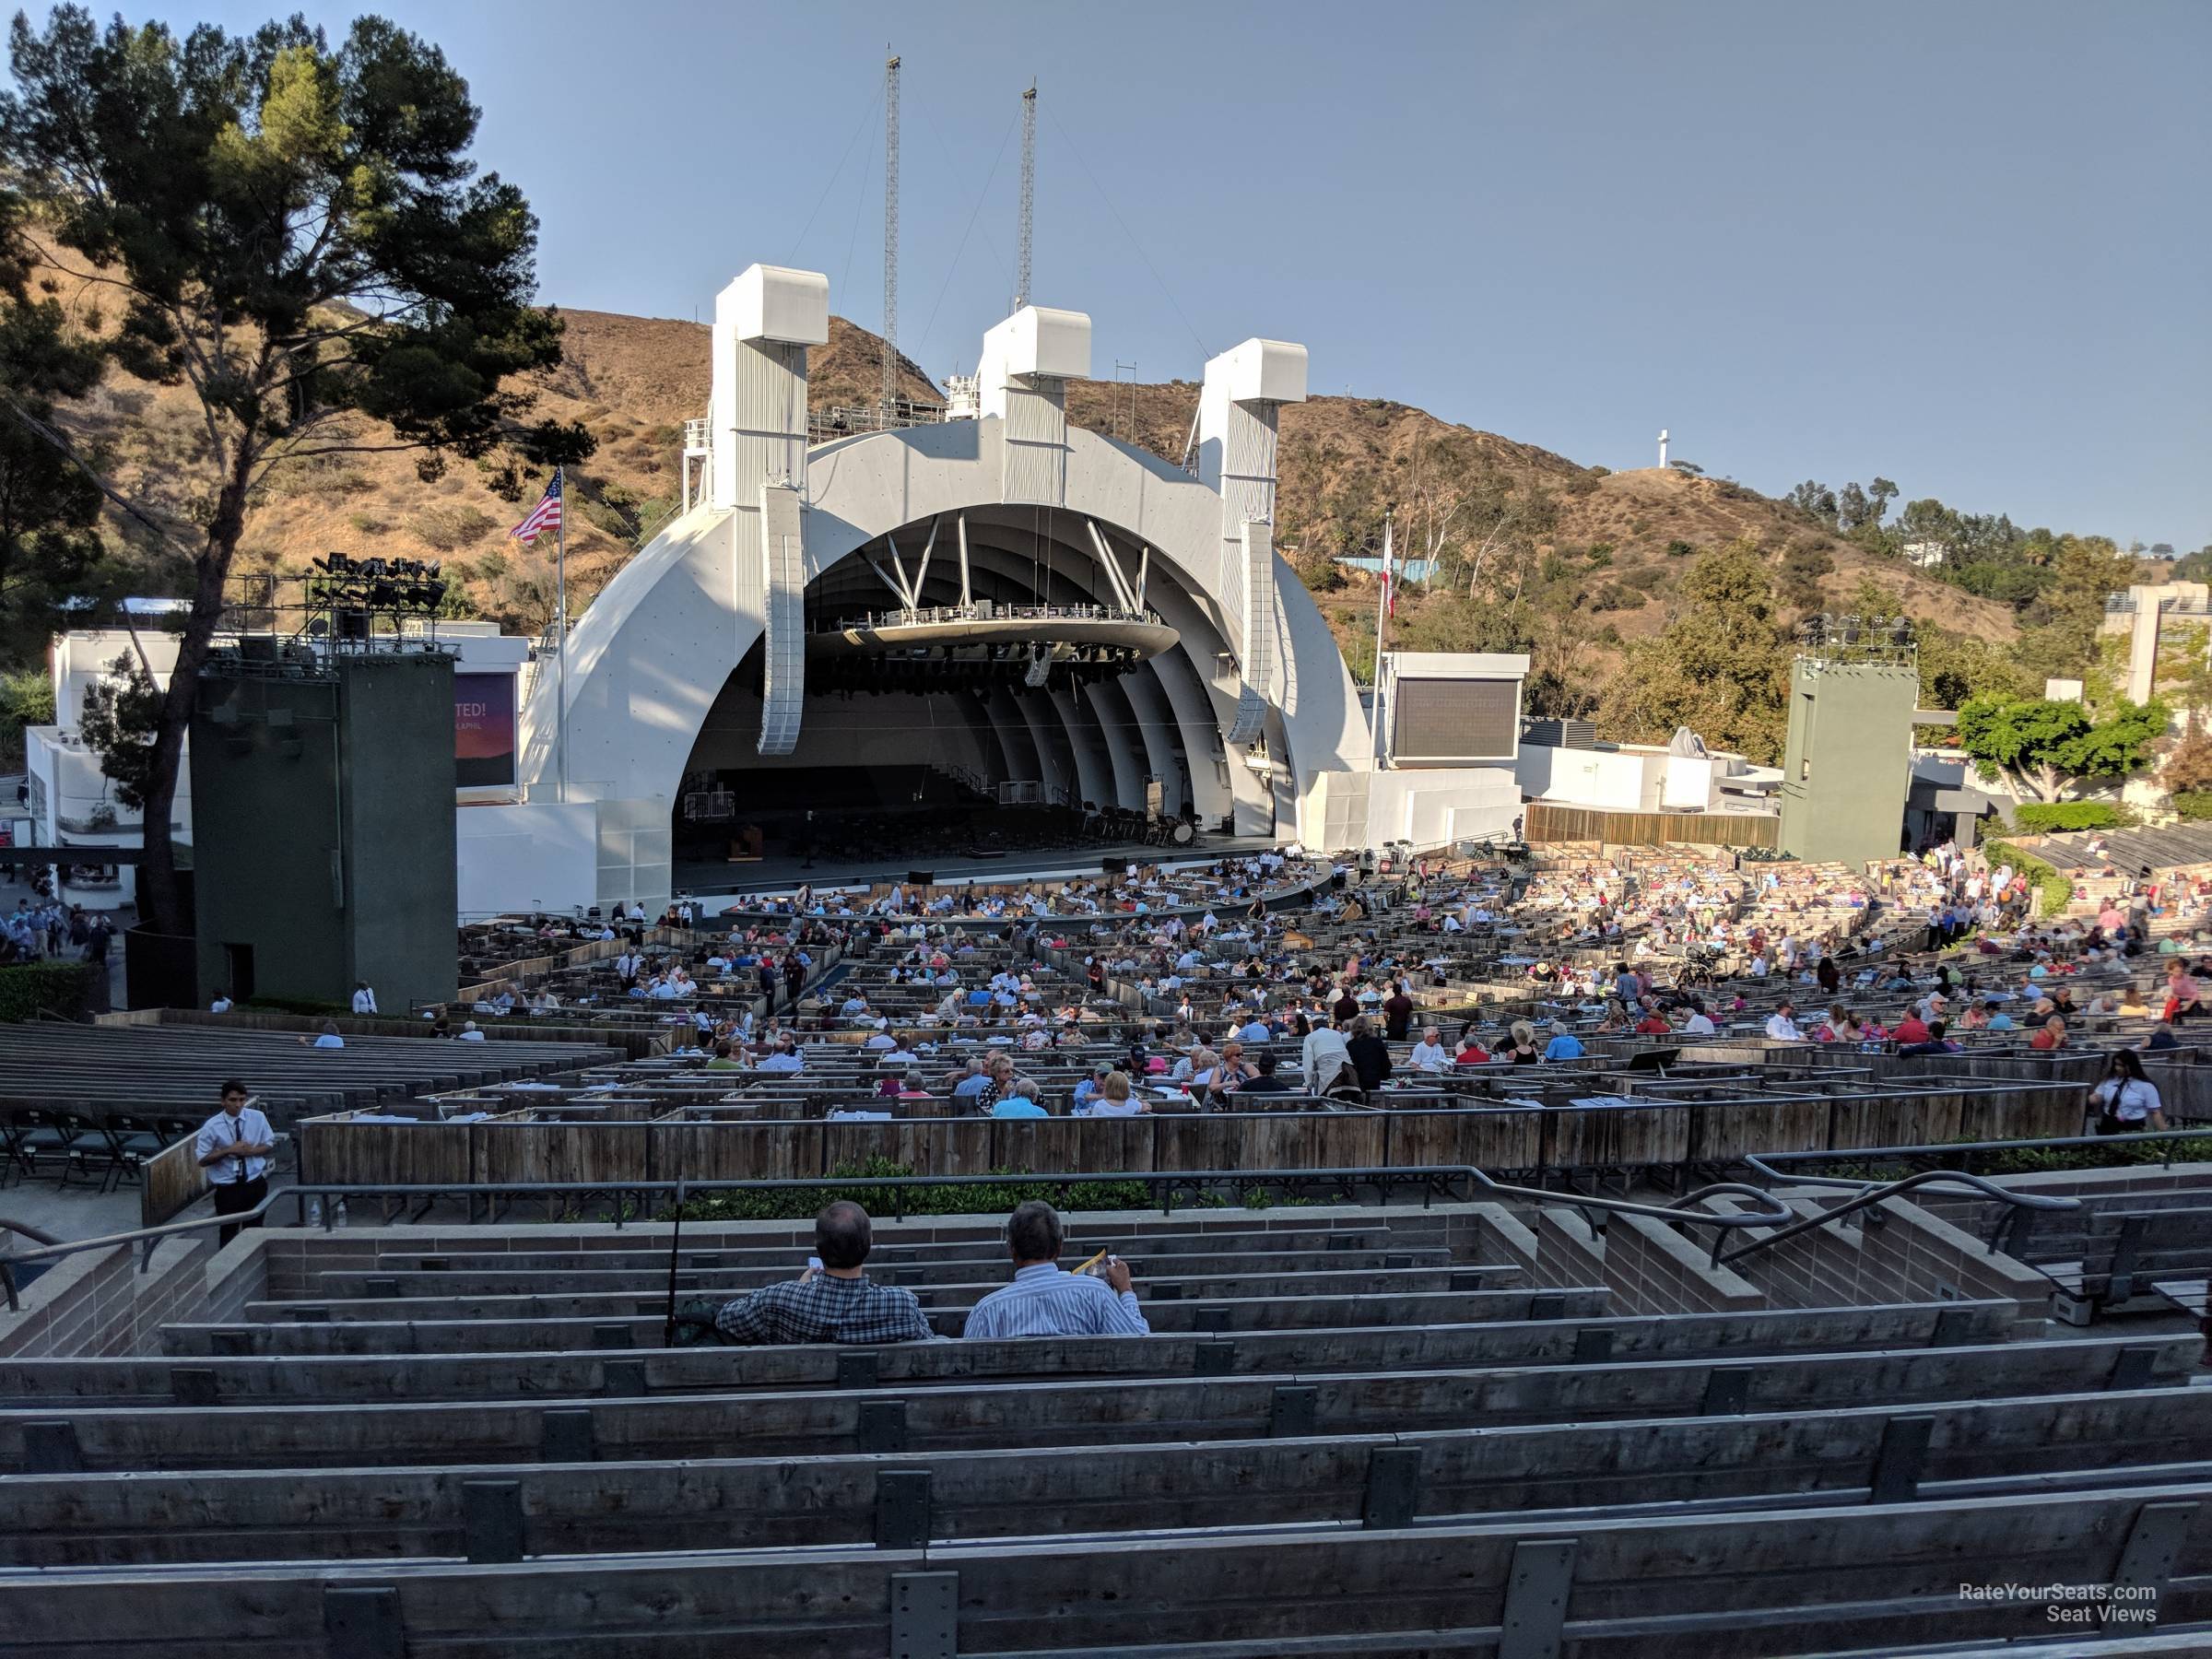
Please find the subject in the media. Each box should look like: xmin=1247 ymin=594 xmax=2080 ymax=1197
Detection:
xmin=490 ymin=270 xmax=1520 ymax=912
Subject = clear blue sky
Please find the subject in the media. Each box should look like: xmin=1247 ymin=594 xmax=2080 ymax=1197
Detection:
xmin=117 ymin=0 xmax=2212 ymax=548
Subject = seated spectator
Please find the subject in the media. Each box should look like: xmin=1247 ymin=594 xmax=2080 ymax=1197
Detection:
xmin=1898 ymin=1020 xmax=1959 ymax=1056
xmin=990 ymin=1079 xmax=1050 ymax=1118
xmin=1232 ymin=1052 xmax=1297 ymax=1094
xmin=1407 ymin=1025 xmax=1451 ymax=1071
xmin=1542 ymin=1020 xmax=1583 ymax=1061
xmin=1634 ymin=1006 xmax=1671 ymax=1037
xmin=962 ymin=1201 xmax=1147 ymax=1338
xmin=1072 ymin=1063 xmax=1112 ymax=1110
xmin=1345 ymin=1016 xmax=1394 ymax=1088
xmin=680 ymin=1202 xmax=933 ymax=1345
xmin=758 ymin=1039 xmax=804 ymax=1072
xmin=705 ymin=1041 xmax=744 ymax=1071
xmin=1500 ymin=1018 xmax=1545 ymax=1062
xmin=1453 ymin=1032 xmax=1492 ymax=1066
xmin=1082 ymin=1069 xmax=1146 ymax=1116
xmin=2030 ymin=1014 xmax=2067 ymax=1051
xmin=456 ymin=1019 xmax=488 ymax=1042
xmin=300 ymin=1021 xmax=345 ymax=1050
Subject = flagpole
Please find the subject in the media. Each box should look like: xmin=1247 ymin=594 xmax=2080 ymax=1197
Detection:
xmin=555 ymin=466 xmax=569 ymax=806
xmin=1371 ymin=512 xmax=1392 ymax=771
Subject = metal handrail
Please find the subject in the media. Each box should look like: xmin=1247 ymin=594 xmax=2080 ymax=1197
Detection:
xmin=1744 ymin=1128 xmax=2212 ymax=1181
xmin=0 ymin=1190 xmax=288 ymax=1310
xmin=0 ymin=1164 xmax=1797 ymax=1313
xmin=1717 ymin=1159 xmax=2083 ymax=1270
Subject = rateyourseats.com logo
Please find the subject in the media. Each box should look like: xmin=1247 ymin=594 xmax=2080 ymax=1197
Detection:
xmin=1959 ymin=1583 xmax=2160 ymax=1627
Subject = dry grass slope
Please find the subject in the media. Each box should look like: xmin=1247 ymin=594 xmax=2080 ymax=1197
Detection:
xmin=51 ymin=291 xmax=2012 ymax=655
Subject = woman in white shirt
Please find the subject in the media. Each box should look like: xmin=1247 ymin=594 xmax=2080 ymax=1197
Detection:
xmin=2089 ymin=1051 xmax=2167 ymax=1135
xmin=1084 ymin=1070 xmax=1147 ymax=1117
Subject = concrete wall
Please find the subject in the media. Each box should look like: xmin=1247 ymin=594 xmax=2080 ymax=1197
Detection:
xmin=456 ymin=801 xmax=599 ymax=919
xmin=1777 ymin=658 xmax=1921 ymax=866
xmin=193 ymin=655 xmax=457 ymax=1009
xmin=0 ymin=1231 xmax=267 ymax=1359
xmin=341 ymin=655 xmax=459 ymax=1008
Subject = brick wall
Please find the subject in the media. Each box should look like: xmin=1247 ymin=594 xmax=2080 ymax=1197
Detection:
xmin=0 ymin=1229 xmax=267 ymax=1359
xmin=1710 ymin=1190 xmax=2053 ymax=1331
xmin=1530 ymin=1209 xmax=1613 ymax=1304
xmin=1916 ymin=1162 xmax=2212 ymax=1240
xmin=1600 ymin=1212 xmax=1767 ymax=1315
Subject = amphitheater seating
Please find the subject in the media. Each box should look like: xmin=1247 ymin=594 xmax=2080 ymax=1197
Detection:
xmin=4 ymin=1205 xmax=2209 ymax=1655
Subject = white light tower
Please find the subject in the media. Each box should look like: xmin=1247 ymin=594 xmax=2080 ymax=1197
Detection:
xmin=1657 ymin=429 xmax=1669 ymax=469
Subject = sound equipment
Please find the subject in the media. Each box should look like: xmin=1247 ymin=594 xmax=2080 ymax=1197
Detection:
xmin=1171 ymin=823 xmax=1195 ymax=845
xmin=906 ymin=869 xmax=935 ymax=887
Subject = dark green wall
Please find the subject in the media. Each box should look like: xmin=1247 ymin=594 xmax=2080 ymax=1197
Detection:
xmin=1776 ymin=658 xmax=1921 ymax=868
xmin=192 ymin=653 xmax=457 ymax=1011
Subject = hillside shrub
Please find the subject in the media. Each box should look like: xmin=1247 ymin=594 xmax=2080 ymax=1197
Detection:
xmin=0 ymin=960 xmax=99 ymax=1022
xmin=2172 ymin=792 xmax=2212 ymax=821
xmin=2009 ymin=801 xmax=2130 ymax=833
xmin=409 ymin=505 xmax=497 ymax=552
xmin=1665 ymin=539 xmax=1696 ymax=558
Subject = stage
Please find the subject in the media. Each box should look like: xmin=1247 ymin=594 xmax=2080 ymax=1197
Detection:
xmin=672 ymin=831 xmax=1294 ymax=916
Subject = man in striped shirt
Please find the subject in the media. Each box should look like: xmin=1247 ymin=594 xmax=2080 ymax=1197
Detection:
xmin=961 ymin=1202 xmax=1149 ymax=1338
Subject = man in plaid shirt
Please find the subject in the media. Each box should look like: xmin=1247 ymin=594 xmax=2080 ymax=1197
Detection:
xmin=686 ymin=1202 xmax=935 ymax=1345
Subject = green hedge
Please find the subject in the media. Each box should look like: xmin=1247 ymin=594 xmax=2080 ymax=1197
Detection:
xmin=2009 ymin=801 xmax=2128 ymax=833
xmin=2173 ymin=792 xmax=2212 ymax=822
xmin=0 ymin=959 xmax=99 ymax=1022
xmin=240 ymin=994 xmax=350 ymax=1018
xmin=1983 ymin=839 xmax=2074 ymax=919
xmin=671 ymin=1159 xmax=1236 ymax=1223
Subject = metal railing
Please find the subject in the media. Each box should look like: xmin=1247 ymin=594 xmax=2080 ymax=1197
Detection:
xmin=1744 ymin=1129 xmax=2212 ymax=1184
xmin=1716 ymin=1163 xmax=2077 ymax=1269
xmin=0 ymin=1165 xmax=1797 ymax=1312
xmin=815 ymin=602 xmax=1154 ymax=634
xmin=0 ymin=1189 xmax=287 ymax=1311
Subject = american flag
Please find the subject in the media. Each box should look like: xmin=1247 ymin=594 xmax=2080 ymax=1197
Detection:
xmin=509 ymin=468 xmax=564 ymax=545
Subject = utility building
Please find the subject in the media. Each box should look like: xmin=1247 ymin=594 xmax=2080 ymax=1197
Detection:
xmin=1776 ymin=618 xmax=1925 ymax=868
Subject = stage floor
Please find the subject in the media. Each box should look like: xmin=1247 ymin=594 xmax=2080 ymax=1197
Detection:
xmin=672 ymin=832 xmax=1290 ymax=908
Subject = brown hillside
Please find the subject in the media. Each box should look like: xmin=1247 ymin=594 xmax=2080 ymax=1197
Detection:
xmin=51 ymin=290 xmax=2009 ymax=656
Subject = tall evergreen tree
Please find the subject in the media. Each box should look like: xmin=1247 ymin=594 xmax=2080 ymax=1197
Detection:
xmin=0 ymin=7 xmax=593 ymax=933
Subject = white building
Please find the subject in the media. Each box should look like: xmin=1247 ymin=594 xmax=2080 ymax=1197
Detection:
xmin=1514 ymin=725 xmax=1782 ymax=818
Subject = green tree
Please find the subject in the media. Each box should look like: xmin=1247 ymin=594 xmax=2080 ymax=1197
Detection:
xmin=1866 ymin=477 xmax=1899 ymax=524
xmin=2011 ymin=535 xmax=2136 ymax=685
xmin=1956 ymin=695 xmax=2168 ymax=802
xmin=0 ymin=7 xmax=594 ymax=934
xmin=1787 ymin=480 xmax=1838 ymax=525
xmin=0 ymin=191 xmax=108 ymax=655
xmin=0 ymin=660 xmax=53 ymax=767
xmin=76 ymin=651 xmax=159 ymax=810
xmin=1596 ymin=540 xmax=1791 ymax=761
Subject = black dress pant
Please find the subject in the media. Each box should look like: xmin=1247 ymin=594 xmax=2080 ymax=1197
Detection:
xmin=213 ymin=1174 xmax=267 ymax=1245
